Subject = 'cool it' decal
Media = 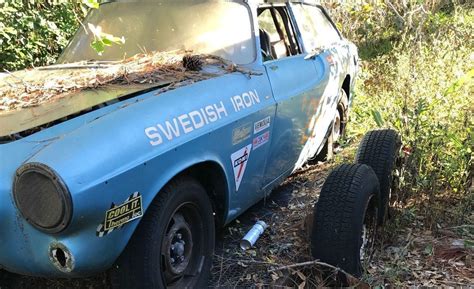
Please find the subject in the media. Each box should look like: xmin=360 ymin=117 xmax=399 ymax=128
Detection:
xmin=96 ymin=192 xmax=143 ymax=237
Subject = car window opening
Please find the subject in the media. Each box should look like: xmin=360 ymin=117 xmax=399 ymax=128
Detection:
xmin=257 ymin=6 xmax=301 ymax=62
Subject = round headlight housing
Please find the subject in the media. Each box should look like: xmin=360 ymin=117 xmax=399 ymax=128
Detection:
xmin=13 ymin=163 xmax=72 ymax=233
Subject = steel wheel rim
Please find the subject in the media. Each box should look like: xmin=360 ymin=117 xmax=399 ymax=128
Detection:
xmin=161 ymin=202 xmax=204 ymax=287
xmin=333 ymin=110 xmax=342 ymax=142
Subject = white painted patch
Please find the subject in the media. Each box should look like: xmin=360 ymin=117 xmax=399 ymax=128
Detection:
xmin=231 ymin=144 xmax=252 ymax=191
xmin=254 ymin=116 xmax=271 ymax=134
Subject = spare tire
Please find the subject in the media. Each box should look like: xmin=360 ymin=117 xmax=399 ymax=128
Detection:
xmin=311 ymin=164 xmax=380 ymax=277
xmin=355 ymin=129 xmax=401 ymax=224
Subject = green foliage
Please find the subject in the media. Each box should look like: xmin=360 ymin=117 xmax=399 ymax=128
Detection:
xmin=82 ymin=0 xmax=99 ymax=10
xmin=87 ymin=23 xmax=125 ymax=55
xmin=82 ymin=0 xmax=125 ymax=56
xmin=0 ymin=0 xmax=124 ymax=69
xmin=0 ymin=1 xmax=85 ymax=71
xmin=340 ymin=2 xmax=473 ymax=226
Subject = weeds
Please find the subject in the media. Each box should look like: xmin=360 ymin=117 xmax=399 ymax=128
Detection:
xmin=334 ymin=1 xmax=473 ymax=228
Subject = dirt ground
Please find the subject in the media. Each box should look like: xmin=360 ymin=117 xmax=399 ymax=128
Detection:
xmin=1 ymin=162 xmax=472 ymax=288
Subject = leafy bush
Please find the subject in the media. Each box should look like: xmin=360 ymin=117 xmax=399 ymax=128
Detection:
xmin=0 ymin=1 xmax=84 ymax=71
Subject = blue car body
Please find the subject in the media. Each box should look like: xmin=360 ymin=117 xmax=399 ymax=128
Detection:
xmin=0 ymin=0 xmax=358 ymax=277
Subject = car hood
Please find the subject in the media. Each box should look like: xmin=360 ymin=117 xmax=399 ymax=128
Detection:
xmin=0 ymin=82 xmax=164 ymax=138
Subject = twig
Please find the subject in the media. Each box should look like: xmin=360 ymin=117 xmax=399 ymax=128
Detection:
xmin=213 ymin=254 xmax=281 ymax=266
xmin=267 ymin=259 xmax=356 ymax=280
xmin=38 ymin=63 xmax=114 ymax=70
xmin=446 ymin=224 xmax=474 ymax=230
xmin=3 ymin=69 xmax=34 ymax=92
xmin=385 ymin=1 xmax=405 ymax=23
xmin=72 ymin=7 xmax=88 ymax=34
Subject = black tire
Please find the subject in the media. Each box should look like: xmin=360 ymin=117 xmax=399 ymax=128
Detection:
xmin=110 ymin=177 xmax=215 ymax=289
xmin=355 ymin=129 xmax=401 ymax=224
xmin=311 ymin=164 xmax=380 ymax=277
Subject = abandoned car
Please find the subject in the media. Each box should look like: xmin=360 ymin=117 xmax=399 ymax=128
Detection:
xmin=0 ymin=1 xmax=376 ymax=288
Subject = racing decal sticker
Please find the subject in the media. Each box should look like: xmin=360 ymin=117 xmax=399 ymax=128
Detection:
xmin=232 ymin=123 xmax=252 ymax=145
xmin=96 ymin=192 xmax=143 ymax=237
xmin=252 ymin=131 xmax=270 ymax=150
xmin=231 ymin=144 xmax=252 ymax=191
xmin=254 ymin=116 xmax=271 ymax=134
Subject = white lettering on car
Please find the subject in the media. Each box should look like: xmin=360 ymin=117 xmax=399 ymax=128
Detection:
xmin=145 ymin=89 xmax=263 ymax=146
xmin=178 ymin=114 xmax=193 ymax=134
xmin=230 ymin=89 xmax=260 ymax=112
xmin=158 ymin=119 xmax=181 ymax=141
xmin=214 ymin=101 xmax=228 ymax=119
xmin=145 ymin=101 xmax=227 ymax=146
xmin=190 ymin=111 xmax=205 ymax=129
xmin=145 ymin=127 xmax=163 ymax=146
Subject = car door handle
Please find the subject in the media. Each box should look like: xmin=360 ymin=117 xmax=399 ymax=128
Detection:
xmin=269 ymin=65 xmax=278 ymax=71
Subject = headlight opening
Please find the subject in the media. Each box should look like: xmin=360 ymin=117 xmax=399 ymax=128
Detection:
xmin=13 ymin=163 xmax=72 ymax=233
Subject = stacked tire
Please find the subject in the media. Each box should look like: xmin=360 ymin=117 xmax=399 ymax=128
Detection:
xmin=310 ymin=129 xmax=401 ymax=278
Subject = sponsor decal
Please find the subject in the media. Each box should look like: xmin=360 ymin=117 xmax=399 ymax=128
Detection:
xmin=232 ymin=123 xmax=252 ymax=145
xmin=253 ymin=131 xmax=270 ymax=150
xmin=254 ymin=116 xmax=271 ymax=134
xmin=231 ymin=144 xmax=252 ymax=191
xmin=96 ymin=192 xmax=143 ymax=237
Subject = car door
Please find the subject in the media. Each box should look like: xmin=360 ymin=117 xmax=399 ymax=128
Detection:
xmin=290 ymin=3 xmax=346 ymax=138
xmin=258 ymin=4 xmax=329 ymax=190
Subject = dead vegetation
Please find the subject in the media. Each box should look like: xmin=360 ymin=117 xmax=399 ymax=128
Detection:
xmin=0 ymin=52 xmax=241 ymax=112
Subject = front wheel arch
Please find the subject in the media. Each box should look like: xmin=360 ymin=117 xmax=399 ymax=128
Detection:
xmin=177 ymin=161 xmax=229 ymax=228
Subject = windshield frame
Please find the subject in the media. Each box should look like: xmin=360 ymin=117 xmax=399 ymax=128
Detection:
xmin=57 ymin=0 xmax=257 ymax=65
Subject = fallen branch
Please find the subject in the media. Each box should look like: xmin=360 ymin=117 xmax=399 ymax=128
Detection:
xmin=268 ymin=260 xmax=368 ymax=287
xmin=267 ymin=259 xmax=356 ymax=280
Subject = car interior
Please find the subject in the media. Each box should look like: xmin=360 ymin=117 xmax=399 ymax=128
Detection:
xmin=257 ymin=6 xmax=301 ymax=62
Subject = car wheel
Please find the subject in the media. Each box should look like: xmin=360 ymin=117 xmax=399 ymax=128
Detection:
xmin=355 ymin=129 xmax=401 ymax=224
xmin=333 ymin=88 xmax=349 ymax=144
xmin=312 ymin=89 xmax=349 ymax=162
xmin=311 ymin=164 xmax=380 ymax=277
xmin=110 ymin=177 xmax=215 ymax=289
